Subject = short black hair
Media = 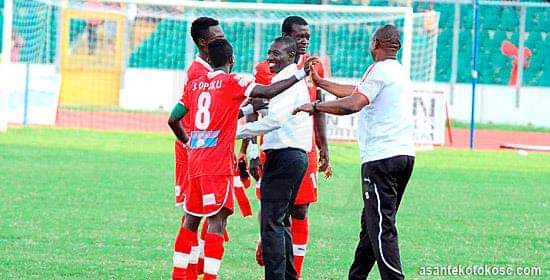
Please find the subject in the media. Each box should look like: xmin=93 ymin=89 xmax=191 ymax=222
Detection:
xmin=374 ymin=24 xmax=401 ymax=52
xmin=282 ymin=16 xmax=308 ymax=35
xmin=207 ymin=39 xmax=233 ymax=68
xmin=191 ymin=17 xmax=219 ymax=46
xmin=273 ymin=36 xmax=298 ymax=57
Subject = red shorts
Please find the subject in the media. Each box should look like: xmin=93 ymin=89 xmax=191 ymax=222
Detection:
xmin=184 ymin=175 xmax=234 ymax=217
xmin=294 ymin=150 xmax=318 ymax=205
xmin=255 ymin=150 xmax=318 ymax=205
xmin=174 ymin=141 xmax=189 ymax=207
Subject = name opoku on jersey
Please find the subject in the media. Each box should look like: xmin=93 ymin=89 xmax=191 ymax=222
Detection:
xmin=180 ymin=71 xmax=255 ymax=217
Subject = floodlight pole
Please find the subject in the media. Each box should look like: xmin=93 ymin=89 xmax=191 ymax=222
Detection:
xmin=469 ymin=0 xmax=480 ymax=149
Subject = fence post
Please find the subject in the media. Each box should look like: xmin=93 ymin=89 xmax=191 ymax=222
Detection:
xmin=516 ymin=5 xmax=526 ymax=108
xmin=470 ymin=0 xmax=481 ymax=149
xmin=450 ymin=0 xmax=461 ymax=105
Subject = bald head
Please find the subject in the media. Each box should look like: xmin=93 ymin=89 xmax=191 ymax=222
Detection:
xmin=373 ymin=24 xmax=401 ymax=52
xmin=370 ymin=24 xmax=401 ymax=61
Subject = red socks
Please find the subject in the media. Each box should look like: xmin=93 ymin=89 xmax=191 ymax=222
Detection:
xmin=234 ymin=176 xmax=253 ymax=217
xmin=186 ymin=237 xmax=199 ymax=280
xmin=172 ymin=227 xmax=197 ymax=280
xmin=203 ymin=233 xmax=225 ymax=280
xmin=291 ymin=217 xmax=309 ymax=278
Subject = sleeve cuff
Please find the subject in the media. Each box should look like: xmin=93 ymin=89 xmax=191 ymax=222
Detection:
xmin=352 ymin=88 xmax=370 ymax=104
xmin=241 ymin=104 xmax=254 ymax=116
xmin=244 ymin=82 xmax=257 ymax=97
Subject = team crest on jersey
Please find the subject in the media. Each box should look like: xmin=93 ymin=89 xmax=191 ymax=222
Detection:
xmin=190 ymin=130 xmax=220 ymax=149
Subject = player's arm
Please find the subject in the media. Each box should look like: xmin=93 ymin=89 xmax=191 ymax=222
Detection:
xmin=294 ymin=94 xmax=369 ymax=116
xmin=248 ymin=57 xmax=315 ymax=99
xmin=248 ymin=70 xmax=305 ymax=99
xmin=167 ymin=103 xmax=189 ymax=144
xmin=297 ymin=66 xmax=386 ymax=115
xmin=238 ymin=113 xmax=258 ymax=158
xmin=310 ymin=65 xmax=355 ymax=98
xmin=313 ymin=91 xmax=330 ymax=172
xmin=237 ymin=84 xmax=299 ymax=139
xmin=238 ymin=99 xmax=269 ymax=119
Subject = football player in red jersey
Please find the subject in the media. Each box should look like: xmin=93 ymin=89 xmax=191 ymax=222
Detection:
xmin=170 ymin=17 xmax=224 ymax=280
xmin=168 ymin=38 xmax=312 ymax=280
xmin=247 ymin=16 xmax=332 ymax=278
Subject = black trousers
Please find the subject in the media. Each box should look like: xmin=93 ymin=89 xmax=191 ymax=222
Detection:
xmin=260 ymin=148 xmax=308 ymax=280
xmin=348 ymin=155 xmax=415 ymax=280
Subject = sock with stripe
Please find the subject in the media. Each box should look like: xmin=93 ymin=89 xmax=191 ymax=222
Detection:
xmin=172 ymin=226 xmax=197 ymax=280
xmin=291 ymin=217 xmax=309 ymax=278
xmin=203 ymin=232 xmax=225 ymax=280
xmin=186 ymin=237 xmax=200 ymax=280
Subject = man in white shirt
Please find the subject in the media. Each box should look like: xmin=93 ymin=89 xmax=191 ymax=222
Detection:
xmin=294 ymin=25 xmax=415 ymax=280
xmin=237 ymin=36 xmax=312 ymax=280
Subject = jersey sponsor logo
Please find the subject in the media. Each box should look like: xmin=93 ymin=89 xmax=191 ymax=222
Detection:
xmin=190 ymin=130 xmax=220 ymax=149
xmin=202 ymin=193 xmax=216 ymax=206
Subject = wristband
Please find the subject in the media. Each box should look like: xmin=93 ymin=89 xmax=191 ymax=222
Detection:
xmin=294 ymin=69 xmax=306 ymax=80
xmin=246 ymin=143 xmax=260 ymax=160
xmin=241 ymin=104 xmax=254 ymax=116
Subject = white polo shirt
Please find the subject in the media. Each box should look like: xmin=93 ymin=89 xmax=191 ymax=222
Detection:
xmin=354 ymin=59 xmax=415 ymax=163
xmin=236 ymin=63 xmax=312 ymax=153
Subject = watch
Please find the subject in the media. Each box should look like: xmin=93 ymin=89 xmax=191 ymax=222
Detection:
xmin=312 ymin=100 xmax=321 ymax=113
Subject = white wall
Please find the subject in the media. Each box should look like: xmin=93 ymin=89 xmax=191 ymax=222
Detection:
xmin=120 ymin=68 xmax=187 ymax=112
xmin=4 ymin=65 xmax=549 ymax=128
xmin=439 ymin=83 xmax=550 ymax=127
xmin=2 ymin=63 xmax=60 ymax=125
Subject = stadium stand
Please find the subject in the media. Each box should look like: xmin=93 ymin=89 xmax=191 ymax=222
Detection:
xmin=2 ymin=0 xmax=549 ymax=86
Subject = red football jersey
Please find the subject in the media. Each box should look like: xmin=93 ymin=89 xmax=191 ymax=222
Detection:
xmin=180 ymin=56 xmax=213 ymax=132
xmin=182 ymin=71 xmax=253 ymax=178
xmin=254 ymin=62 xmax=273 ymax=85
xmin=254 ymin=54 xmax=324 ymax=102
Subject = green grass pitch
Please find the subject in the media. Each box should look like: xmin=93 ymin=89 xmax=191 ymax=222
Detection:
xmin=1 ymin=128 xmax=548 ymax=279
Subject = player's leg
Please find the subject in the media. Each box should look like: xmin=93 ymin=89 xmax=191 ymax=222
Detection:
xmin=255 ymin=203 xmax=264 ymax=266
xmin=198 ymin=212 xmax=231 ymax=277
xmin=202 ymin=208 xmax=231 ymax=280
xmin=173 ymin=144 xmax=193 ymax=279
xmin=173 ymin=213 xmax=201 ymax=280
xmin=185 ymin=216 xmax=201 ymax=280
xmin=196 ymin=219 xmax=208 ymax=277
xmin=255 ymin=151 xmax=267 ymax=266
xmin=289 ymin=204 xmax=309 ymax=278
xmin=348 ymin=208 xmax=376 ymax=280
xmin=362 ymin=158 xmax=406 ymax=280
xmin=199 ymin=175 xmax=234 ymax=280
xmin=289 ymin=152 xmax=318 ymax=278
